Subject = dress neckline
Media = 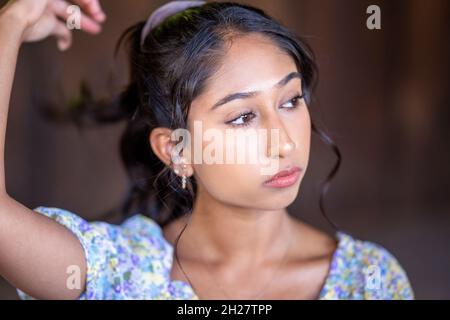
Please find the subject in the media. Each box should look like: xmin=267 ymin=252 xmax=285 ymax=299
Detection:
xmin=152 ymin=220 xmax=349 ymax=300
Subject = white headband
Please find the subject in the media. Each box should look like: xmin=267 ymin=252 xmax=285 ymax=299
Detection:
xmin=140 ymin=0 xmax=207 ymax=47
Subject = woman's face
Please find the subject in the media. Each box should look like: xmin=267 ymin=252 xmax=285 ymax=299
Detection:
xmin=186 ymin=33 xmax=311 ymax=210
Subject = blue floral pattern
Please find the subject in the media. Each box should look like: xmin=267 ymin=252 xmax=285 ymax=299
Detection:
xmin=16 ymin=206 xmax=414 ymax=300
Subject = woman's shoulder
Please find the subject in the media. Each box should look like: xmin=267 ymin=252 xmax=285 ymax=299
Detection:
xmin=18 ymin=206 xmax=173 ymax=300
xmin=30 ymin=206 xmax=165 ymax=245
xmin=320 ymin=230 xmax=415 ymax=300
xmin=32 ymin=205 xmax=164 ymax=238
xmin=31 ymin=206 xmax=173 ymax=260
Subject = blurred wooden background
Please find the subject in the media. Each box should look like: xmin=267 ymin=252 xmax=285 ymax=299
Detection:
xmin=0 ymin=0 xmax=449 ymax=299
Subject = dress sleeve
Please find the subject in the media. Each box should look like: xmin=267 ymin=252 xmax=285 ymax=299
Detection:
xmin=16 ymin=206 xmax=127 ymax=300
xmin=361 ymin=241 xmax=415 ymax=300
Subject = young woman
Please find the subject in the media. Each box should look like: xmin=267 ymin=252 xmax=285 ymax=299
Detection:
xmin=0 ymin=0 xmax=414 ymax=300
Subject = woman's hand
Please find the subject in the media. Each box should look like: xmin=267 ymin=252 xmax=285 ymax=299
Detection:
xmin=1 ymin=0 xmax=106 ymax=50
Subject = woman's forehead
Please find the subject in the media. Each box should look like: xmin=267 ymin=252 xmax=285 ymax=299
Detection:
xmin=201 ymin=34 xmax=298 ymax=101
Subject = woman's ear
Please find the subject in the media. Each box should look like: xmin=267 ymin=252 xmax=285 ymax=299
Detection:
xmin=149 ymin=127 xmax=194 ymax=178
xmin=149 ymin=127 xmax=174 ymax=167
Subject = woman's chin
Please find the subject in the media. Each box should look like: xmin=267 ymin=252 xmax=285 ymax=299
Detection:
xmin=258 ymin=186 xmax=301 ymax=209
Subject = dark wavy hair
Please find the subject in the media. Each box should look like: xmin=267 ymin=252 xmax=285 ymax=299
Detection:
xmin=45 ymin=1 xmax=341 ymax=230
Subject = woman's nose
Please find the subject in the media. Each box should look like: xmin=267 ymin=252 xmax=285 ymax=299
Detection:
xmin=265 ymin=117 xmax=296 ymax=159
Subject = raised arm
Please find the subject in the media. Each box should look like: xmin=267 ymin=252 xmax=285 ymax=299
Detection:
xmin=0 ymin=0 xmax=105 ymax=299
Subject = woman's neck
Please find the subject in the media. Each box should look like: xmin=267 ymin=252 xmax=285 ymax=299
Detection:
xmin=176 ymin=188 xmax=293 ymax=267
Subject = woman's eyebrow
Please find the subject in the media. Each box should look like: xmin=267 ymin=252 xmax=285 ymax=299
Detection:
xmin=210 ymin=71 xmax=301 ymax=110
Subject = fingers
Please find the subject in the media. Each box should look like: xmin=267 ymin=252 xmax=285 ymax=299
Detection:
xmin=47 ymin=0 xmax=106 ymax=51
xmin=52 ymin=20 xmax=73 ymax=51
xmin=73 ymin=0 xmax=106 ymax=22
xmin=51 ymin=0 xmax=103 ymax=34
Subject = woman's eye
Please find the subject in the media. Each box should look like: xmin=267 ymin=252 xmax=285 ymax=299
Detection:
xmin=225 ymin=94 xmax=303 ymax=127
xmin=226 ymin=112 xmax=256 ymax=127
xmin=282 ymin=94 xmax=304 ymax=109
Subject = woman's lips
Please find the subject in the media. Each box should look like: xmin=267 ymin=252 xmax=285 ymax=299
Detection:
xmin=263 ymin=166 xmax=302 ymax=188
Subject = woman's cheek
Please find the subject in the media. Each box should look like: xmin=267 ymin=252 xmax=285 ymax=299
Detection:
xmin=194 ymin=163 xmax=263 ymax=203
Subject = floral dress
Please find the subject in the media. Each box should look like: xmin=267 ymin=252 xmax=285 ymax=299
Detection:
xmin=16 ymin=206 xmax=414 ymax=300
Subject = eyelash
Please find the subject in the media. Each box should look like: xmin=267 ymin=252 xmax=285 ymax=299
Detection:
xmin=225 ymin=94 xmax=304 ymax=128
